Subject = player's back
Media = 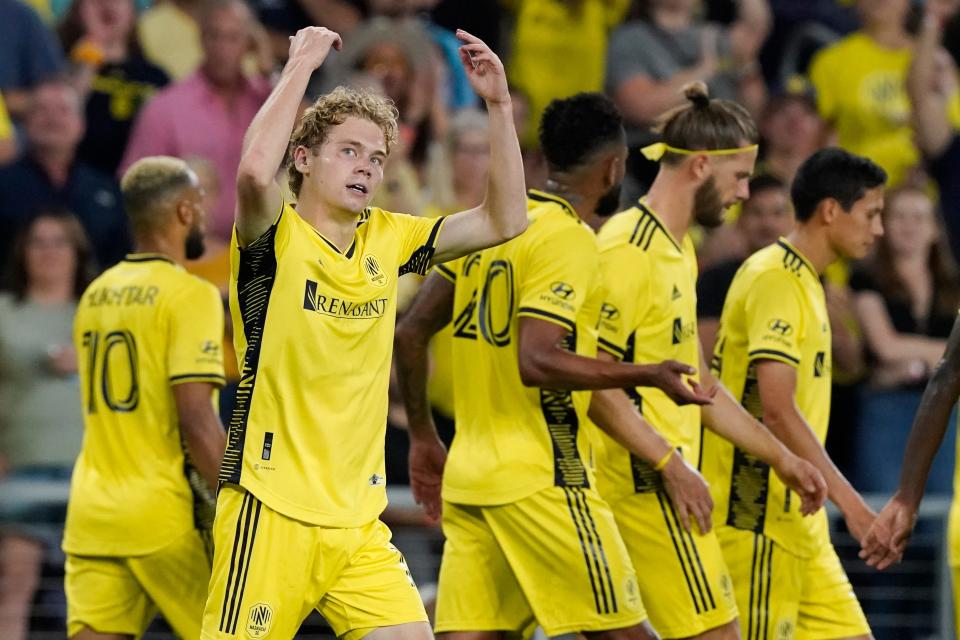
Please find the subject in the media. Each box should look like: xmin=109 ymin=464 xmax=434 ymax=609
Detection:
xmin=63 ymin=254 xmax=225 ymax=557
xmin=443 ymin=191 xmax=603 ymax=506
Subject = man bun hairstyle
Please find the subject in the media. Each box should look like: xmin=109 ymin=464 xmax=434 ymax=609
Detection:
xmin=791 ymin=148 xmax=887 ymax=222
xmin=654 ymin=82 xmax=759 ymax=165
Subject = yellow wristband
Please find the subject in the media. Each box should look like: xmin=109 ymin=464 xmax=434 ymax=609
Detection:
xmin=654 ymin=448 xmax=675 ymax=472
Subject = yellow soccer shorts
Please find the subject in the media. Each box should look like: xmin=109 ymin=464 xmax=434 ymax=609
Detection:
xmin=202 ymin=484 xmax=427 ymax=640
xmin=65 ymin=528 xmax=211 ymax=638
xmin=609 ymin=491 xmax=738 ymax=638
xmin=719 ymin=525 xmax=870 ymax=640
xmin=436 ymin=485 xmax=647 ymax=637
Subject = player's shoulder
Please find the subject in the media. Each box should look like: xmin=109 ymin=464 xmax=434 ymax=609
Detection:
xmin=523 ymin=191 xmax=595 ymax=248
xmin=735 ymin=241 xmax=811 ymax=293
xmin=597 ymin=204 xmax=676 ymax=261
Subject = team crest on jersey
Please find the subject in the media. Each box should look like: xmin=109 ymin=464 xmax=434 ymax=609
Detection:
xmin=623 ymin=574 xmax=642 ymax=612
xmin=776 ymin=618 xmax=795 ymax=640
xmin=246 ymin=602 xmax=273 ymax=638
xmin=363 ymin=254 xmax=387 ymax=287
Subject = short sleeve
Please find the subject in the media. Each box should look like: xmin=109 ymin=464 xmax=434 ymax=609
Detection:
xmin=596 ymin=244 xmax=646 ymax=360
xmin=392 ymin=212 xmax=447 ymax=276
xmin=516 ymin=225 xmax=598 ymax=333
xmin=744 ymin=271 xmax=804 ymax=368
xmin=167 ymin=281 xmax=226 ymax=386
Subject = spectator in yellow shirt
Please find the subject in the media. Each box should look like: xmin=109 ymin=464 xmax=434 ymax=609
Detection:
xmin=0 ymin=92 xmax=15 ymax=166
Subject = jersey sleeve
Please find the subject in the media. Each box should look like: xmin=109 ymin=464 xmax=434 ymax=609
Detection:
xmin=596 ymin=244 xmax=647 ymax=360
xmin=516 ymin=225 xmax=598 ymax=333
xmin=744 ymin=270 xmax=805 ymax=368
xmin=389 ymin=211 xmax=448 ymax=277
xmin=167 ymin=280 xmax=227 ymax=386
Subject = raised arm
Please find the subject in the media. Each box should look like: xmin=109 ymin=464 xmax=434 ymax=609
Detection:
xmin=394 ymin=270 xmax=457 ymax=521
xmin=907 ymin=7 xmax=955 ymax=158
xmin=431 ymin=31 xmax=527 ymax=263
xmin=234 ymin=27 xmax=342 ymax=245
xmin=861 ymin=314 xmax=960 ymax=568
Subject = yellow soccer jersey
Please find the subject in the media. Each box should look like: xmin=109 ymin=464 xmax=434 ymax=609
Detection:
xmin=223 ymin=202 xmax=445 ymax=527
xmin=701 ymin=239 xmax=832 ymax=558
xmin=593 ymin=200 xmax=701 ymax=505
xmin=63 ymin=255 xmax=225 ymax=556
xmin=441 ymin=190 xmax=603 ymax=506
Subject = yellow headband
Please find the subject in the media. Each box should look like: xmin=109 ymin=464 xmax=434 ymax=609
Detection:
xmin=641 ymin=142 xmax=759 ymax=161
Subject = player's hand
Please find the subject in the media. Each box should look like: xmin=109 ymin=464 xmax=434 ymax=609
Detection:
xmin=644 ymin=360 xmax=717 ymax=406
xmin=660 ymin=452 xmax=713 ymax=534
xmin=288 ymin=26 xmax=342 ymax=70
xmin=859 ymin=494 xmax=917 ymax=570
xmin=408 ymin=431 xmax=447 ymax=523
xmin=455 ymin=30 xmax=509 ymax=105
xmin=772 ymin=453 xmax=827 ymax=516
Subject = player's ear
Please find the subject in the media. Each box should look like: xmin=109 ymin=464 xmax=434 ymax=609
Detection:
xmin=603 ymin=153 xmax=619 ymax=190
xmin=819 ymin=197 xmax=840 ymax=225
xmin=293 ymin=145 xmax=313 ymax=177
xmin=689 ymin=154 xmax=711 ymax=181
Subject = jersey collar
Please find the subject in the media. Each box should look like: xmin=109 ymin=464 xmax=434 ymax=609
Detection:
xmin=636 ymin=198 xmax=683 ymax=253
xmin=527 ymin=189 xmax=578 ymax=220
xmin=123 ymin=253 xmax=175 ymax=265
xmin=776 ymin=237 xmax=818 ymax=278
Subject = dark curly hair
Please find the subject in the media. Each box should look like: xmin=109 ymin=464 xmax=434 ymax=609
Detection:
xmin=539 ymin=92 xmax=625 ymax=173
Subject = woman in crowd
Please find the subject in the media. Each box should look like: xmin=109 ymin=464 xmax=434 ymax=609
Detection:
xmin=0 ymin=212 xmax=94 ymax=640
xmin=850 ymin=187 xmax=960 ymax=492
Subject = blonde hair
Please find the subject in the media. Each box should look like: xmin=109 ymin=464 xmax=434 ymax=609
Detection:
xmin=120 ymin=156 xmax=194 ymax=233
xmin=654 ymin=82 xmax=758 ymax=166
xmin=286 ymin=86 xmax=400 ymax=197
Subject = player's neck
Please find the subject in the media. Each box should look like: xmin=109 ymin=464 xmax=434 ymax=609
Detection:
xmin=543 ymin=178 xmax=600 ymax=227
xmin=644 ymin=176 xmax=694 ymax=243
xmin=135 ymin=234 xmax=186 ymax=266
xmin=295 ymin=193 xmax=360 ymax=252
xmin=785 ymin=226 xmax=834 ymax=274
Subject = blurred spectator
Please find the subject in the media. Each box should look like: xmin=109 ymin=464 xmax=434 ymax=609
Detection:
xmin=850 ymin=186 xmax=960 ymax=492
xmin=908 ymin=1 xmax=960 ymax=262
xmin=508 ymin=0 xmax=630 ymax=148
xmin=423 ymin=108 xmax=488 ymax=218
xmin=0 ymin=80 xmax=130 ymax=269
xmin=251 ymin=0 xmax=363 ymax=65
xmin=59 ymin=0 xmax=170 ymax=175
xmin=697 ymin=173 xmax=794 ymax=355
xmin=807 ymin=0 xmax=953 ymax=188
xmin=0 ymin=0 xmax=66 ymax=119
xmin=757 ymin=90 xmax=825 ymax=184
xmin=0 ymin=213 xmax=93 ymax=640
xmin=137 ymin=0 xmax=204 ymax=80
xmin=608 ymin=0 xmax=770 ymax=194
xmin=120 ymin=0 xmax=271 ymax=242
xmin=0 ymin=93 xmax=15 ymax=166
xmin=430 ymin=0 xmax=501 ymax=56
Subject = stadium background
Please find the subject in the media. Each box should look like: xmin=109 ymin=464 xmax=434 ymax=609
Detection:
xmin=1 ymin=0 xmax=960 ymax=637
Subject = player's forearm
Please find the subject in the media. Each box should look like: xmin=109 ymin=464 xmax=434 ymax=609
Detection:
xmin=896 ymin=353 xmax=960 ymax=506
xmin=588 ymin=389 xmax=673 ymax=464
xmin=519 ymin=345 xmax=658 ymax=391
xmin=700 ymin=385 xmax=789 ymax=468
xmin=478 ymin=100 xmax=528 ymax=241
xmin=238 ymin=58 xmax=314 ymax=182
xmin=182 ymin=413 xmax=227 ymax=491
xmin=394 ymin=327 xmax=438 ymax=440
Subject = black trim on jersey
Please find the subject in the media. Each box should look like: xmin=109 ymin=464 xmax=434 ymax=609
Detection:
xmin=657 ymin=492 xmax=704 ymax=614
xmin=634 ymin=201 xmax=682 ymax=253
xmin=619 ymin=334 xmax=663 ymax=493
xmin=727 ymin=447 xmax=770 ymax=532
xmin=776 ymin=239 xmax=817 ymax=279
xmin=543 ymin=329 xmax=589 ymax=489
xmin=519 ymin=307 xmax=576 ymax=333
xmin=564 ymin=488 xmax=618 ymax=614
xmin=312 ymin=228 xmax=356 ymax=259
xmin=170 ymin=373 xmax=227 ymax=386
xmin=748 ymin=348 xmax=800 ymax=366
xmin=527 ymin=189 xmax=577 ymax=219
xmin=220 ymin=220 xmax=280 ymax=484
xmin=664 ymin=493 xmax=716 ymax=612
xmin=597 ymin=337 xmax=626 ymax=359
xmin=123 ymin=253 xmax=175 ymax=264
xmin=434 ymin=262 xmax=457 ymax=282
xmin=399 ymin=216 xmax=446 ymax=276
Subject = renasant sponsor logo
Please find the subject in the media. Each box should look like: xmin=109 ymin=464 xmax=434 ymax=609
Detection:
xmin=302 ymin=280 xmax=388 ymax=319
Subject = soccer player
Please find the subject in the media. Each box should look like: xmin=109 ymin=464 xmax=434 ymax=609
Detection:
xmin=394 ymin=92 xmax=824 ymax=640
xmin=702 ymin=147 xmax=887 ymax=639
xmin=593 ymin=83 xmax=828 ymax=640
xmin=63 ymin=156 xmax=227 ymax=639
xmin=201 ymin=26 xmax=527 ymax=640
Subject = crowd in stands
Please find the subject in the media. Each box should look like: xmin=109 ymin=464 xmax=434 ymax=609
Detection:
xmin=3 ymin=0 xmax=960 ymax=634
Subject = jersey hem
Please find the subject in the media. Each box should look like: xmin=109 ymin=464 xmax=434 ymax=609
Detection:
xmin=231 ymin=478 xmax=387 ymax=528
xmin=747 ymin=349 xmax=800 ymax=367
xmin=62 ymin=521 xmax=195 ymax=558
xmin=170 ymin=373 xmax=227 ymax=386
xmin=441 ymin=479 xmax=554 ymax=507
xmin=517 ymin=307 xmax=575 ymax=333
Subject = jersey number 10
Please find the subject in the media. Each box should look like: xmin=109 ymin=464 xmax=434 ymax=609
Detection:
xmin=80 ymin=330 xmax=140 ymax=413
